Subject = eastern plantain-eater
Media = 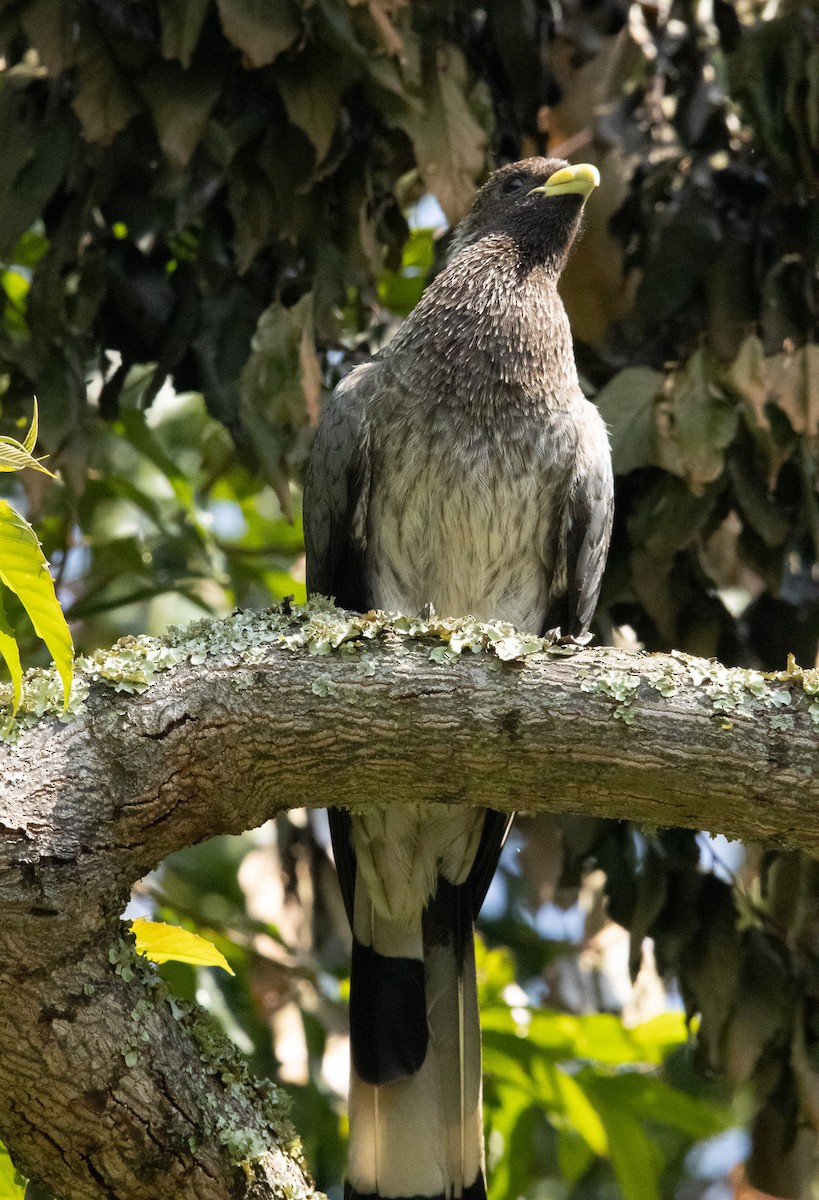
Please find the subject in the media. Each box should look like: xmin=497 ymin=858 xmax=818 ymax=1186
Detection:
xmin=303 ymin=157 xmax=614 ymax=1200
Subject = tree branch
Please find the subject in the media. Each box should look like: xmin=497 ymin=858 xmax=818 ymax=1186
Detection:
xmin=1 ymin=602 xmax=817 ymax=1199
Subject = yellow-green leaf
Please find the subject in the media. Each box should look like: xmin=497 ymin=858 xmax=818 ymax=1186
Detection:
xmin=0 ymin=588 xmax=22 ymax=714
xmin=0 ymin=1139 xmax=26 ymax=1199
xmin=551 ymin=1068 xmax=609 ymax=1156
xmin=0 ymin=398 xmax=54 ymax=476
xmin=0 ymin=500 xmax=73 ymax=707
xmin=0 ymin=438 xmax=55 ymax=476
xmin=131 ymin=918 xmax=235 ymax=974
xmin=22 ymin=396 xmax=38 ymax=453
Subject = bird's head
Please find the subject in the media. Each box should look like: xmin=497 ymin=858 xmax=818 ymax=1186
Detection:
xmin=449 ymin=157 xmax=600 ymax=275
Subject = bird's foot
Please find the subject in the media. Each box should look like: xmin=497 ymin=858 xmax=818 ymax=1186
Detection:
xmin=543 ymin=627 xmax=594 ymax=647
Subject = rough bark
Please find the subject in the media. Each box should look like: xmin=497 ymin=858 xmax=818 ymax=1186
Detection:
xmin=0 ymin=604 xmax=817 ymax=1200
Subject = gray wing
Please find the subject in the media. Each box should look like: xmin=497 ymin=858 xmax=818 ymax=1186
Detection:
xmin=303 ymin=361 xmax=376 ymax=611
xmin=305 ymin=364 xmax=379 ymax=925
xmin=546 ymin=401 xmax=614 ymax=639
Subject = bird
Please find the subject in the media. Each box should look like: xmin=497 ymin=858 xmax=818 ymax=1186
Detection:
xmin=303 ymin=157 xmax=614 ymax=1200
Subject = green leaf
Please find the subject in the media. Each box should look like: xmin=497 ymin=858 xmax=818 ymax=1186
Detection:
xmin=628 ymin=1012 xmax=691 ymax=1059
xmin=596 ymin=1097 xmax=662 ymax=1200
xmin=596 ymin=366 xmax=664 ymax=477
xmin=238 ymin=293 xmax=322 ymax=514
xmin=226 ymin=161 xmax=277 ymax=274
xmin=612 ymin=1074 xmax=726 ymax=1139
xmin=485 ymin=1083 xmax=537 ymax=1200
xmin=116 ymin=408 xmax=196 ymax=514
xmin=131 ymin=918 xmax=235 ymax=974
xmin=0 ymin=1140 xmax=26 ymax=1199
xmin=277 ymin=51 xmax=349 ymax=165
xmin=1 ymin=269 xmax=30 ymax=333
xmin=655 ymin=349 xmax=738 ymax=495
xmin=142 ymin=64 xmax=222 ymax=170
xmin=9 ymin=229 xmax=50 ymax=272
xmin=378 ymin=227 xmax=436 ymax=316
xmin=159 ymin=0 xmax=210 ymax=68
xmin=577 ymin=1067 xmax=729 ymax=1194
xmin=71 ymin=30 xmax=142 ymax=146
xmin=0 ymin=500 xmax=73 ymax=707
xmin=579 ymin=1072 xmax=675 ymax=1200
xmin=0 ymin=115 xmax=76 ymax=258
xmin=21 ymin=396 xmax=38 ymax=453
xmin=482 ymin=1008 xmax=689 ymax=1068
xmin=0 ymin=587 xmax=23 ymax=714
xmin=556 ymin=1128 xmax=595 ymax=1185
xmin=545 ymin=1063 xmax=608 ymax=1155
xmin=0 ymin=401 xmax=54 ymax=476
xmin=0 ymin=444 xmax=53 ymax=475
xmin=215 ymin=0 xmax=300 ymax=68
xmin=627 ymin=476 xmax=719 ymax=560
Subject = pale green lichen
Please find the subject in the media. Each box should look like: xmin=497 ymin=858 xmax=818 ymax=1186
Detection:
xmin=108 ymin=924 xmax=306 ymax=1185
xmin=0 ymin=599 xmax=577 ymax=742
xmin=394 ymin=613 xmax=550 ymax=662
xmin=355 ymin=657 xmax=377 ymax=677
xmin=311 ymin=674 xmax=338 ymax=697
xmin=636 ymin=660 xmax=684 ymax=700
xmin=2 ymin=599 xmax=816 ymax=744
xmin=428 ymin=645 xmax=455 ymax=664
xmin=580 ymin=669 xmax=642 ymax=724
xmin=218 ymin=1125 xmax=268 ymax=1165
xmin=670 ymin=650 xmax=814 ymax=723
xmin=109 ymin=936 xmax=138 ymax=983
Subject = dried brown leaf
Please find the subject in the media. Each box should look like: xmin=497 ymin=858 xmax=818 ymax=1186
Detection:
xmin=768 ymin=343 xmax=819 ymax=448
xmin=729 ymin=335 xmax=770 ymax=432
xmin=396 ymin=44 xmax=488 ymax=222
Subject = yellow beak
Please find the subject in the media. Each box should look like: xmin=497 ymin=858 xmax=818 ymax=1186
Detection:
xmin=529 ymin=163 xmax=600 ymax=203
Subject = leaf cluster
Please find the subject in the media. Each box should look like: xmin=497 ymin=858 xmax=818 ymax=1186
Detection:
xmin=587 ymin=3 xmax=819 ymax=666
xmin=0 ymin=0 xmax=490 ymax=508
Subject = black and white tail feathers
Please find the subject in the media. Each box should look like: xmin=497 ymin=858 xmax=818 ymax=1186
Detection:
xmin=331 ymin=809 xmax=511 ymax=1200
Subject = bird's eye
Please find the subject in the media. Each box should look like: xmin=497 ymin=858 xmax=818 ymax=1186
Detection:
xmin=501 ymin=174 xmax=526 ymax=194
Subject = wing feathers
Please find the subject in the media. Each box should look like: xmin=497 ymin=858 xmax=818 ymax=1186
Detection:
xmin=303 ymin=362 xmax=377 ymax=609
xmin=548 ymin=400 xmax=614 ymax=639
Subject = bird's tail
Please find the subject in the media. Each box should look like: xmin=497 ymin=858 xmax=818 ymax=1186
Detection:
xmin=345 ymin=876 xmax=486 ymax=1200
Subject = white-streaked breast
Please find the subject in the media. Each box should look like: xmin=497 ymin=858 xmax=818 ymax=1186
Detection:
xmin=365 ymin=417 xmax=573 ymax=633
